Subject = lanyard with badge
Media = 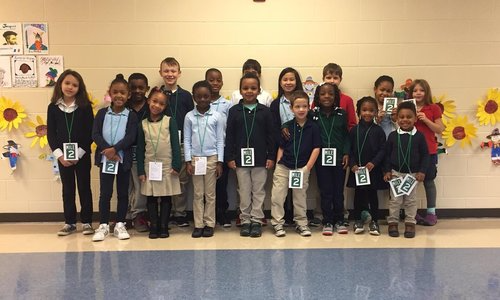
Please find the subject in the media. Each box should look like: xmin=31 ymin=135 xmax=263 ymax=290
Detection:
xmin=389 ymin=132 xmax=417 ymax=196
xmin=318 ymin=112 xmax=337 ymax=166
xmin=147 ymin=117 xmax=164 ymax=181
xmin=193 ymin=111 xmax=209 ymax=175
xmin=102 ymin=113 xmax=122 ymax=175
xmin=62 ymin=110 xmax=78 ymax=161
xmin=354 ymin=125 xmax=372 ymax=186
xmin=288 ymin=121 xmax=304 ymax=189
xmin=167 ymin=90 xmax=182 ymax=145
xmin=241 ymin=106 xmax=257 ymax=166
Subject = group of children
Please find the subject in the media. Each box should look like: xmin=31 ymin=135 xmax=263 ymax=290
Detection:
xmin=47 ymin=58 xmax=443 ymax=241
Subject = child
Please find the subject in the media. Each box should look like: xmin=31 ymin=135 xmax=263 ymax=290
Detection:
xmin=311 ymin=83 xmax=350 ymax=236
xmin=47 ymin=69 xmax=94 ymax=236
xmin=270 ymin=67 xmax=304 ymax=226
xmin=270 ymin=90 xmax=321 ymax=237
xmin=127 ymin=73 xmax=150 ymax=232
xmin=205 ymin=68 xmax=232 ymax=227
xmin=346 ymin=97 xmax=387 ymax=236
xmin=230 ymin=59 xmax=273 ymax=107
xmin=92 ymin=74 xmax=138 ymax=241
xmin=184 ymin=80 xmax=226 ymax=238
xmin=226 ymin=72 xmax=276 ymax=237
xmin=383 ymin=101 xmax=430 ymax=238
xmin=373 ymin=75 xmax=397 ymax=138
xmin=137 ymin=88 xmax=182 ymax=238
xmin=411 ymin=79 xmax=444 ymax=226
xmin=159 ymin=57 xmax=194 ymax=227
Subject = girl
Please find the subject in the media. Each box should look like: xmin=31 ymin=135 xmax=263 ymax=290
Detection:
xmin=347 ymin=96 xmax=387 ymax=236
xmin=312 ymin=83 xmax=350 ymax=236
xmin=226 ymin=72 xmax=276 ymax=238
xmin=47 ymin=69 xmax=94 ymax=236
xmin=92 ymin=74 xmax=138 ymax=242
xmin=270 ymin=67 xmax=304 ymax=226
xmin=411 ymin=79 xmax=444 ymax=226
xmin=137 ymin=88 xmax=181 ymax=239
xmin=374 ymin=75 xmax=396 ymax=138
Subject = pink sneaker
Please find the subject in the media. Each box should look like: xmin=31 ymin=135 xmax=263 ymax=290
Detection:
xmin=415 ymin=213 xmax=426 ymax=225
xmin=423 ymin=214 xmax=437 ymax=226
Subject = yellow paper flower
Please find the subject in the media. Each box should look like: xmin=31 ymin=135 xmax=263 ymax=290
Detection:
xmin=442 ymin=116 xmax=477 ymax=148
xmin=0 ymin=96 xmax=27 ymax=131
xmin=88 ymin=92 xmax=99 ymax=116
xmin=25 ymin=115 xmax=48 ymax=148
xmin=476 ymin=88 xmax=500 ymax=126
xmin=432 ymin=94 xmax=456 ymax=119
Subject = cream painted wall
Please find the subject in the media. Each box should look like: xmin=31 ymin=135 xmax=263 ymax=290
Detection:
xmin=1 ymin=0 xmax=499 ymax=213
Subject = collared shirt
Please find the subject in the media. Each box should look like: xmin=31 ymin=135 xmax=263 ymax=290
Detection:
xmin=279 ymin=96 xmax=294 ymax=125
xmin=102 ymin=107 xmax=129 ymax=162
xmin=210 ymin=96 xmax=231 ymax=118
xmin=279 ymin=119 xmax=321 ymax=169
xmin=56 ymin=98 xmax=77 ymax=113
xmin=230 ymin=88 xmax=273 ymax=107
xmin=397 ymin=127 xmax=417 ymax=135
xmin=183 ymin=107 xmax=226 ymax=162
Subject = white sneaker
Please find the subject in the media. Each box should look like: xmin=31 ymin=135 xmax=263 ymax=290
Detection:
xmin=274 ymin=224 xmax=286 ymax=237
xmin=114 ymin=222 xmax=130 ymax=240
xmin=92 ymin=224 xmax=109 ymax=242
xmin=82 ymin=223 xmax=94 ymax=235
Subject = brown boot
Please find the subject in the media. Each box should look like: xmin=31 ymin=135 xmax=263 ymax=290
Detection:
xmin=388 ymin=223 xmax=399 ymax=237
xmin=404 ymin=223 xmax=416 ymax=238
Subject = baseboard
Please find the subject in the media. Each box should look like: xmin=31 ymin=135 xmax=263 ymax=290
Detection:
xmin=1 ymin=209 xmax=499 ymax=222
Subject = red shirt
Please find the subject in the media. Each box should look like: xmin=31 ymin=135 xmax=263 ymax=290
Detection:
xmin=311 ymin=92 xmax=357 ymax=130
xmin=415 ymin=104 xmax=442 ymax=154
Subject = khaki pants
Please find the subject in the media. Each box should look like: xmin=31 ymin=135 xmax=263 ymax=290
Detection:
xmin=172 ymin=147 xmax=189 ymax=217
xmin=128 ymin=161 xmax=147 ymax=219
xmin=236 ymin=167 xmax=267 ymax=224
xmin=387 ymin=170 xmax=417 ymax=224
xmin=271 ymin=164 xmax=310 ymax=227
xmin=191 ymin=155 xmax=218 ymax=228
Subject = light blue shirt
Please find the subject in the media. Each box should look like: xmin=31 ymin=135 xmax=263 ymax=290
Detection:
xmin=102 ymin=107 xmax=129 ymax=162
xmin=210 ymin=96 xmax=231 ymax=118
xmin=183 ymin=107 xmax=226 ymax=162
xmin=279 ymin=96 xmax=294 ymax=125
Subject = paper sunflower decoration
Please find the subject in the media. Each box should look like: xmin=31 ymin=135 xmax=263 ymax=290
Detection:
xmin=25 ymin=115 xmax=48 ymax=148
xmin=0 ymin=96 xmax=27 ymax=131
xmin=432 ymin=94 xmax=456 ymax=119
xmin=476 ymin=88 xmax=500 ymax=126
xmin=88 ymin=93 xmax=99 ymax=152
xmin=442 ymin=115 xmax=477 ymax=148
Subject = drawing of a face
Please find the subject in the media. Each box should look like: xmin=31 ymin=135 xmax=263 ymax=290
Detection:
xmin=3 ymin=32 xmax=17 ymax=45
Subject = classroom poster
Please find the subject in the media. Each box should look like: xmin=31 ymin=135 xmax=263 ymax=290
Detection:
xmin=0 ymin=56 xmax=12 ymax=88
xmin=0 ymin=23 xmax=23 ymax=55
xmin=38 ymin=55 xmax=63 ymax=87
xmin=12 ymin=55 xmax=37 ymax=87
xmin=23 ymin=23 xmax=49 ymax=55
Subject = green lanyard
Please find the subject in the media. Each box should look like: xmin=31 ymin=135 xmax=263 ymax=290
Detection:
xmin=169 ymin=91 xmax=179 ymax=121
xmin=293 ymin=121 xmax=304 ymax=170
xmin=109 ymin=113 xmax=122 ymax=146
xmin=242 ymin=106 xmax=257 ymax=148
xmin=318 ymin=112 xmax=336 ymax=148
xmin=147 ymin=117 xmax=163 ymax=161
xmin=196 ymin=111 xmax=209 ymax=150
xmin=64 ymin=112 xmax=75 ymax=143
xmin=397 ymin=132 xmax=412 ymax=173
xmin=356 ymin=125 xmax=372 ymax=166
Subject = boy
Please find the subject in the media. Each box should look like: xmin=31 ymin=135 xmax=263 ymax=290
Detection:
xmin=270 ymin=91 xmax=321 ymax=237
xmin=206 ymin=68 xmax=232 ymax=227
xmin=383 ymin=101 xmax=430 ymax=238
xmin=184 ymin=80 xmax=225 ymax=238
xmin=159 ymin=57 xmax=194 ymax=227
xmin=230 ymin=59 xmax=273 ymax=107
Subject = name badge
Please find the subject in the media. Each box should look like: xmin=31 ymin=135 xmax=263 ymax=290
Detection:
xmin=322 ymin=148 xmax=336 ymax=166
xmin=148 ymin=162 xmax=163 ymax=181
xmin=194 ymin=157 xmax=207 ymax=175
xmin=63 ymin=143 xmax=78 ymax=160
xmin=402 ymin=98 xmax=417 ymax=108
xmin=241 ymin=148 xmax=255 ymax=167
xmin=398 ymin=174 xmax=417 ymax=195
xmin=389 ymin=176 xmax=405 ymax=197
xmin=102 ymin=157 xmax=119 ymax=175
xmin=355 ymin=167 xmax=371 ymax=186
xmin=383 ymin=97 xmax=398 ymax=113
xmin=288 ymin=170 xmax=304 ymax=189
xmin=131 ymin=145 xmax=137 ymax=162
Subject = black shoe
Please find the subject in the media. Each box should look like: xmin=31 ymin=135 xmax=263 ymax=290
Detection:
xmin=250 ymin=222 xmax=262 ymax=237
xmin=240 ymin=223 xmax=251 ymax=237
xmin=192 ymin=227 xmax=204 ymax=238
xmin=159 ymin=227 xmax=169 ymax=238
xmin=176 ymin=216 xmax=189 ymax=227
xmin=148 ymin=224 xmax=159 ymax=239
xmin=202 ymin=226 xmax=214 ymax=237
